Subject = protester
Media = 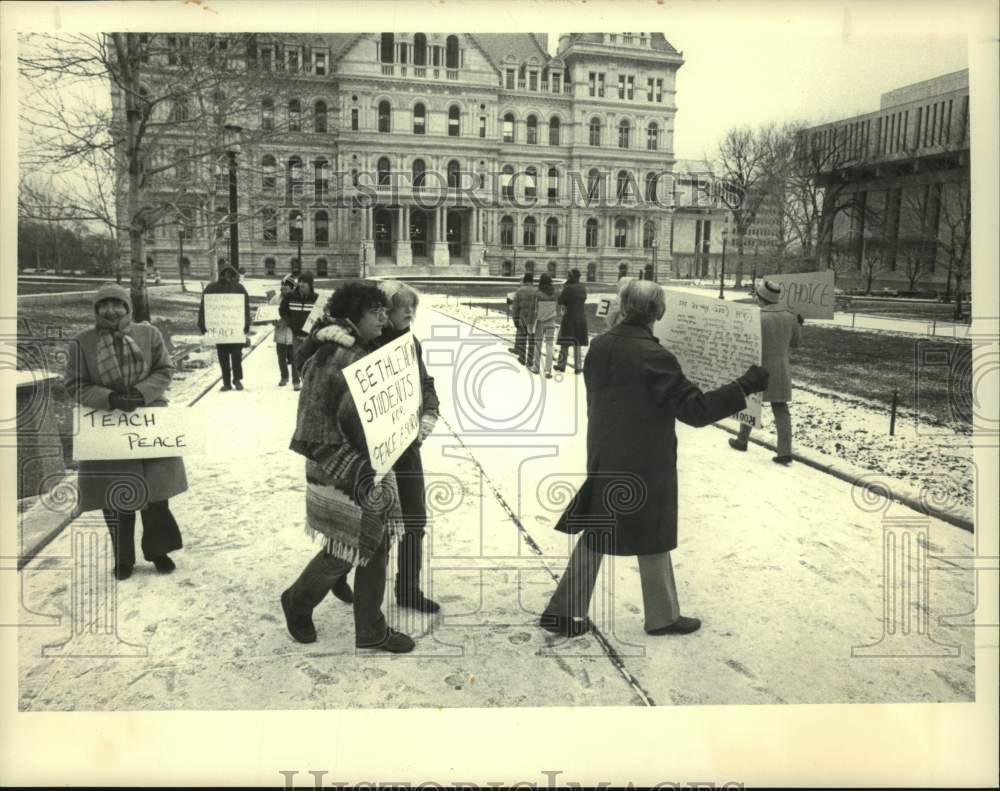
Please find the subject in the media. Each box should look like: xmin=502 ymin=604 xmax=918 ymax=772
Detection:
xmin=197 ymin=263 xmax=251 ymax=391
xmin=510 ymin=272 xmax=537 ymax=368
xmin=63 ymin=283 xmax=188 ymax=580
xmin=280 ymin=270 xmax=318 ymax=391
xmin=527 ymin=273 xmax=558 ymax=378
xmin=539 ymin=280 xmax=769 ymax=637
xmin=281 ymin=280 xmax=415 ymax=653
xmin=728 ymin=279 xmax=801 ymax=465
xmin=604 ymin=276 xmax=638 ymax=329
xmin=554 ymin=268 xmax=588 ymax=374
xmin=272 ymin=274 xmax=297 ymax=386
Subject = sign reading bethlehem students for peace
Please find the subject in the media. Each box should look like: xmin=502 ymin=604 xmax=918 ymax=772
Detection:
xmin=761 ymin=269 xmax=836 ymax=320
xmin=344 ymin=332 xmax=421 ymax=475
xmin=72 ymin=407 xmax=205 ymax=461
xmin=202 ymin=293 xmax=246 ymax=344
xmin=652 ymin=288 xmax=764 ymax=428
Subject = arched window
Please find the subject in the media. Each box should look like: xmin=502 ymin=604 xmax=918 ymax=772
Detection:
xmin=548 ymin=116 xmax=560 ymax=145
xmin=585 ymin=218 xmax=599 ymax=249
xmin=378 ymin=100 xmax=391 ymax=133
xmin=589 ymin=117 xmax=601 ymax=146
xmin=586 ymin=262 xmax=597 ymax=282
xmin=262 ymin=208 xmax=277 ymax=241
xmin=614 ymin=218 xmax=628 ymax=248
xmin=618 ymin=262 xmax=628 ymax=279
xmin=524 ymin=166 xmax=537 ymax=199
xmin=174 ymin=149 xmax=189 ymax=180
xmin=643 ymin=221 xmax=656 ymax=249
xmin=446 ymin=35 xmax=460 ymax=69
xmin=616 ymin=170 xmax=632 ymax=200
xmin=523 ymin=216 xmax=537 ymax=248
xmin=448 ymin=105 xmax=460 ymax=137
xmin=414 ymin=33 xmax=427 ymax=66
xmin=288 ymin=99 xmax=301 ymax=132
xmin=169 ymin=98 xmax=190 ymax=123
xmin=377 ymin=156 xmax=391 ymax=188
xmin=287 ymin=157 xmax=303 ymax=200
xmin=289 ymin=210 xmax=304 ymax=242
xmin=380 ymin=33 xmax=395 ymax=63
xmin=502 ymin=112 xmax=515 ymax=143
xmin=261 ymin=98 xmax=274 ymax=130
xmin=547 ymin=261 xmax=558 ymax=276
xmin=501 ymin=164 xmax=515 ymax=199
xmin=314 ymin=158 xmax=329 ymax=203
xmin=502 ymin=260 xmax=514 ymax=276
xmin=314 ymin=100 xmax=327 ymax=133
xmin=524 ymin=260 xmax=535 ymax=275
xmin=212 ymin=90 xmax=226 ymax=126
xmin=647 ymin=121 xmax=659 ymax=151
xmin=412 ymin=158 xmax=426 ymax=188
xmin=413 ymin=103 xmax=426 ymax=134
xmin=547 ymin=167 xmax=559 ymax=203
xmin=645 ymin=172 xmax=658 ymax=202
xmin=526 ymin=115 xmax=538 ymax=144
xmin=545 ymin=217 xmax=559 ymax=249
xmin=264 ymin=257 xmax=276 ymax=275
xmin=587 ymin=168 xmax=602 ymax=201
xmin=447 ymin=159 xmax=461 ymax=189
xmin=316 ymin=257 xmax=328 ymax=277
xmin=315 ymin=211 xmax=329 ymax=244
xmin=618 ymin=119 xmax=631 ymax=149
xmin=500 ymin=215 xmax=514 ymax=248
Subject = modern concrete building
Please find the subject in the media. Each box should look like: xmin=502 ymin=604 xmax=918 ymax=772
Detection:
xmin=123 ymin=32 xmax=685 ymax=282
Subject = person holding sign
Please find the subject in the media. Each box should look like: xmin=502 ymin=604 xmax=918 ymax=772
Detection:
xmin=282 ymin=281 xmax=415 ymax=653
xmin=281 ymin=271 xmax=319 ymax=391
xmin=197 ymin=263 xmax=251 ymax=391
xmin=554 ymin=268 xmax=588 ymax=374
xmin=539 ymin=280 xmax=769 ymax=637
xmin=727 ymin=279 xmax=801 ymax=465
xmin=272 ymin=274 xmax=297 ymax=386
xmin=63 ymin=283 xmax=188 ymax=580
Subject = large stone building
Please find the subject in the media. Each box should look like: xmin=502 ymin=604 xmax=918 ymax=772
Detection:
xmin=802 ymin=69 xmax=970 ymax=292
xmin=125 ymin=32 xmax=685 ymax=282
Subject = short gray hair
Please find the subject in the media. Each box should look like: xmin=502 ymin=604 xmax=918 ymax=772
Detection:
xmin=378 ymin=280 xmax=420 ymax=310
xmin=619 ymin=280 xmax=666 ymax=325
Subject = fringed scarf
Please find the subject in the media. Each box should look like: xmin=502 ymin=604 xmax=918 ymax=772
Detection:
xmin=94 ymin=314 xmax=147 ymax=391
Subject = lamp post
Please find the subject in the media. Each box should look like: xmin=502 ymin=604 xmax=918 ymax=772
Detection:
xmin=178 ymin=229 xmax=186 ymax=291
xmin=223 ymin=124 xmax=242 ymax=274
xmin=293 ymin=214 xmax=303 ymax=274
xmin=650 ymin=239 xmax=659 ymax=283
xmin=718 ymin=231 xmax=728 ymax=300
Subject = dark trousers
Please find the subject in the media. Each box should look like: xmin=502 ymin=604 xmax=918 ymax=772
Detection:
xmin=286 ymin=536 xmax=390 ymax=646
xmin=102 ymin=499 xmax=183 ymax=569
xmin=513 ymin=319 xmax=535 ymax=366
xmin=216 ymin=344 xmax=244 ymax=387
xmin=394 ymin=446 xmax=429 ymax=592
xmin=738 ymin=401 xmax=792 ymax=456
xmin=276 ymin=343 xmax=293 ymax=382
xmin=290 ymin=336 xmax=305 ymax=385
xmin=556 ymin=342 xmax=581 ymax=371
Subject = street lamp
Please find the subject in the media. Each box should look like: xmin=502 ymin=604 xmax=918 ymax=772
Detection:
xmin=719 ymin=230 xmax=728 ymax=300
xmin=649 ymin=239 xmax=659 ymax=283
xmin=223 ymin=124 xmax=242 ymax=274
xmin=178 ymin=228 xmax=186 ymax=291
xmin=293 ymin=214 xmax=303 ymax=274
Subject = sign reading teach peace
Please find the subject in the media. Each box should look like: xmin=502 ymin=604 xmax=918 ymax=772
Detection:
xmin=203 ymin=294 xmax=245 ymax=344
xmin=761 ymin=270 xmax=835 ymax=320
xmin=72 ymin=407 xmax=205 ymax=461
xmin=343 ymin=333 xmax=421 ymax=475
xmin=652 ymin=289 xmax=764 ymax=428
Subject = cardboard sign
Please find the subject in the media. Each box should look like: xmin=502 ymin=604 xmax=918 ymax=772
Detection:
xmin=595 ymin=296 xmax=614 ymax=319
xmin=203 ymin=293 xmax=245 ymax=344
xmin=72 ymin=407 xmax=205 ymax=461
xmin=301 ymin=289 xmax=333 ymax=334
xmin=652 ymin=289 xmax=764 ymax=428
xmin=760 ymin=270 xmax=835 ymax=320
xmin=343 ymin=333 xmax=421 ymax=475
xmin=253 ymin=304 xmax=281 ymax=324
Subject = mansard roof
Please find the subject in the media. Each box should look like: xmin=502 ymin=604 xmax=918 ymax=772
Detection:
xmin=472 ymin=33 xmax=551 ymax=68
xmin=562 ymin=33 xmax=680 ymax=55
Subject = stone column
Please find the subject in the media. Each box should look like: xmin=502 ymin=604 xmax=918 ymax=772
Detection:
xmin=468 ymin=206 xmax=486 ymax=273
xmin=431 ymin=205 xmax=450 ymax=266
xmin=394 ymin=204 xmax=412 ymax=267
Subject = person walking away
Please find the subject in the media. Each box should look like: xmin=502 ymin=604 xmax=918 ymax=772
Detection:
xmin=272 ymin=274 xmax=297 ymax=386
xmin=528 ymin=273 xmax=558 ymax=378
xmin=280 ymin=271 xmax=318 ymax=391
xmin=554 ymin=268 xmax=588 ymax=374
xmin=510 ymin=272 xmax=537 ymax=368
xmin=197 ymin=263 xmax=251 ymax=391
xmin=539 ymin=280 xmax=769 ymax=637
xmin=727 ymin=279 xmax=801 ymax=465
xmin=64 ymin=283 xmax=188 ymax=580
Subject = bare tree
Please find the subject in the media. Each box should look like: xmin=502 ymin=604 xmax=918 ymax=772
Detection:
xmin=935 ymin=179 xmax=971 ymax=320
xmin=859 ymin=236 xmax=889 ymax=295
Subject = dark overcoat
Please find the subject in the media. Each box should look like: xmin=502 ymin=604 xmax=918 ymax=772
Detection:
xmin=555 ymin=321 xmax=746 ymax=555
xmin=557 ymin=282 xmax=590 ymax=347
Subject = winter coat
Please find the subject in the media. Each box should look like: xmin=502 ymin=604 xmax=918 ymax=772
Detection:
xmin=759 ymin=304 xmax=801 ymax=403
xmin=554 ymin=320 xmax=746 ymax=555
xmin=510 ymin=284 xmax=538 ymax=326
xmin=63 ymin=323 xmax=189 ymax=513
xmin=525 ymin=288 xmax=557 ymax=333
xmin=557 ymin=282 xmax=590 ymax=347
xmin=270 ymin=291 xmax=294 ymax=346
xmin=280 ymin=288 xmax=319 ymax=338
xmin=197 ymin=266 xmax=251 ymax=339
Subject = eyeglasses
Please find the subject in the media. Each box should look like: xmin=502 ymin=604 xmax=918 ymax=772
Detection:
xmin=367 ymin=306 xmax=388 ymax=319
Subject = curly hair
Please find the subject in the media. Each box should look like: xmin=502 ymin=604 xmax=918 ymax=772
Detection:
xmin=325 ymin=279 xmax=388 ymax=323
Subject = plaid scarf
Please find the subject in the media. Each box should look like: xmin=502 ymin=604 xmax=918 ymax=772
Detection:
xmin=94 ymin=315 xmax=146 ymax=392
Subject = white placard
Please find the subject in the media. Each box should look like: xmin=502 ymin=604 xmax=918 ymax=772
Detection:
xmin=72 ymin=407 xmax=205 ymax=461
xmin=253 ymin=304 xmax=281 ymax=324
xmin=761 ymin=270 xmax=836 ymax=319
xmin=301 ymin=289 xmax=333 ymax=334
xmin=652 ymin=288 xmax=763 ymax=428
xmin=595 ymin=296 xmax=614 ymax=318
xmin=343 ymin=333 xmax=421 ymax=475
xmin=203 ymin=293 xmax=245 ymax=344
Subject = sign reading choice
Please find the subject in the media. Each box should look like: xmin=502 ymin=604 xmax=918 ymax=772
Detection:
xmin=344 ymin=332 xmax=421 ymax=475
xmin=652 ymin=288 xmax=764 ymax=428
xmin=761 ymin=270 xmax=835 ymax=320
xmin=202 ymin=293 xmax=246 ymax=344
xmin=72 ymin=407 xmax=205 ymax=461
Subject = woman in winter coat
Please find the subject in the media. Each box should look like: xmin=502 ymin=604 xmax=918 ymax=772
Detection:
xmin=63 ymin=282 xmax=187 ymax=580
xmin=539 ymin=280 xmax=770 ymax=637
xmin=197 ymin=263 xmax=251 ymax=391
xmin=555 ymin=268 xmax=588 ymax=374
xmin=281 ymin=280 xmax=414 ymax=654
xmin=271 ymin=274 xmax=297 ymax=386
xmin=527 ymin=273 xmax=559 ymax=378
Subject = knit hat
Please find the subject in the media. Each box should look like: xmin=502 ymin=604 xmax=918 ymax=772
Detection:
xmin=219 ymin=263 xmax=239 ymax=279
xmin=755 ymin=279 xmax=782 ymax=304
xmin=93 ymin=282 xmax=132 ymax=314
xmin=281 ymin=274 xmax=298 ymax=288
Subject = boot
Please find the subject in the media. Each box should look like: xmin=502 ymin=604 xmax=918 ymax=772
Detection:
xmin=395 ymin=532 xmax=440 ymax=613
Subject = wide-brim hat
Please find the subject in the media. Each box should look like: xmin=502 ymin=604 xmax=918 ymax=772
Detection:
xmin=93 ymin=282 xmax=132 ymax=314
xmin=755 ymin=279 xmax=782 ymax=304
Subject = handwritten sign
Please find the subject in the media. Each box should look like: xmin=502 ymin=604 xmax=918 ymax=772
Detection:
xmin=301 ymin=289 xmax=333 ymax=334
xmin=72 ymin=407 xmax=205 ymax=461
xmin=253 ymin=304 xmax=281 ymax=324
xmin=652 ymin=289 xmax=763 ymax=428
xmin=595 ymin=296 xmax=614 ymax=319
xmin=343 ymin=333 xmax=421 ymax=475
xmin=761 ymin=270 xmax=835 ymax=320
xmin=203 ymin=293 xmax=245 ymax=344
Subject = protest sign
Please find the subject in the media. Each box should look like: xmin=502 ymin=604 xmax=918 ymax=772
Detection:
xmin=595 ymin=296 xmax=614 ymax=319
xmin=344 ymin=332 xmax=422 ymax=475
xmin=72 ymin=407 xmax=205 ymax=461
xmin=761 ymin=270 xmax=835 ymax=319
xmin=652 ymin=289 xmax=763 ymax=428
xmin=252 ymin=304 xmax=281 ymax=324
xmin=301 ymin=289 xmax=334 ymax=334
xmin=203 ymin=293 xmax=246 ymax=344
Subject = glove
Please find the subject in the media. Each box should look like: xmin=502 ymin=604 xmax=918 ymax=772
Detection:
xmin=417 ymin=413 xmax=437 ymax=443
xmin=316 ymin=323 xmax=355 ymax=346
xmin=736 ymin=364 xmax=770 ymax=396
xmin=109 ymin=391 xmax=145 ymax=412
xmin=796 ymin=313 xmax=805 ymax=325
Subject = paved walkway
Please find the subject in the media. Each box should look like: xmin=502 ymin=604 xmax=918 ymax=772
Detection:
xmin=16 ymin=309 xmax=977 ymax=710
